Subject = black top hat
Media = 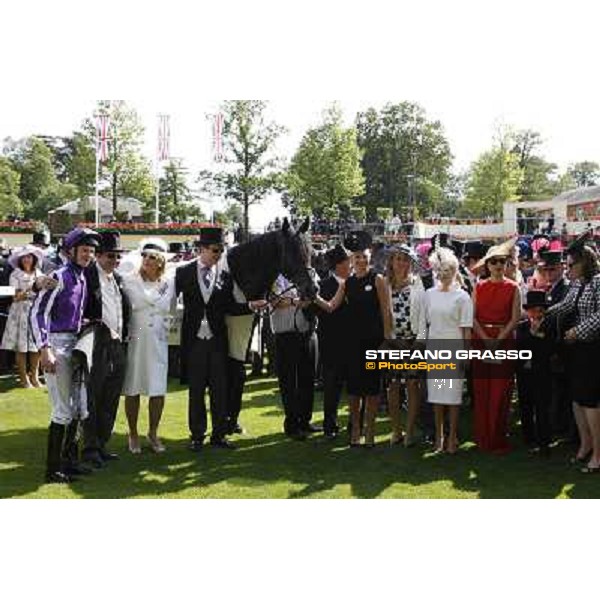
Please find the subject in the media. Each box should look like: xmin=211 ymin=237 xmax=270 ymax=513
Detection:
xmin=32 ymin=231 xmax=50 ymax=247
xmin=197 ymin=227 xmax=224 ymax=247
xmin=344 ymin=230 xmax=372 ymax=253
xmin=97 ymin=231 xmax=125 ymax=254
xmin=169 ymin=242 xmax=185 ymax=254
xmin=462 ymin=240 xmax=485 ymax=260
xmin=325 ymin=244 xmax=351 ymax=269
xmin=567 ymin=230 xmax=596 ymax=256
xmin=537 ymin=250 xmax=563 ymax=267
xmin=523 ymin=290 xmax=549 ymax=309
xmin=428 ymin=232 xmax=454 ymax=255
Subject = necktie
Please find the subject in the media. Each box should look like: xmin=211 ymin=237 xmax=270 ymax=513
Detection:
xmin=202 ymin=266 xmax=212 ymax=289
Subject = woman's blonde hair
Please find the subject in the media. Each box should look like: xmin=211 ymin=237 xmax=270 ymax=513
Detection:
xmin=386 ymin=249 xmax=415 ymax=290
xmin=140 ymin=252 xmax=166 ymax=280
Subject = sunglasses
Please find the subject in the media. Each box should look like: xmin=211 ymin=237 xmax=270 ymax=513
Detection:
xmin=105 ymin=252 xmax=121 ymax=260
xmin=488 ymin=258 xmax=507 ymax=266
xmin=142 ymin=252 xmax=159 ymax=261
xmin=208 ymin=246 xmax=224 ymax=254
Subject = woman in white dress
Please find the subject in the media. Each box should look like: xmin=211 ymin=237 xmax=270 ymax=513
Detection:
xmin=121 ymin=239 xmax=175 ymax=454
xmin=1 ymin=245 xmax=44 ymax=387
xmin=421 ymin=248 xmax=473 ymax=454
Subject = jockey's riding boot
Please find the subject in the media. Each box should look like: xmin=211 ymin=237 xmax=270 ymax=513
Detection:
xmin=62 ymin=420 xmax=92 ymax=477
xmin=45 ymin=422 xmax=74 ymax=484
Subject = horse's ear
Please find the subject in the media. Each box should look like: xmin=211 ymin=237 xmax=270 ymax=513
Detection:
xmin=298 ymin=217 xmax=310 ymax=234
xmin=282 ymin=217 xmax=291 ymax=234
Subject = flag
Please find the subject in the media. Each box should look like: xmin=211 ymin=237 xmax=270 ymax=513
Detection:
xmin=96 ymin=114 xmax=111 ymax=163
xmin=158 ymin=114 xmax=170 ymax=162
xmin=212 ymin=112 xmax=224 ymax=162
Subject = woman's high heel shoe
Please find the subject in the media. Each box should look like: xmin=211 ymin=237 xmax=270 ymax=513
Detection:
xmin=147 ymin=435 xmax=166 ymax=453
xmin=128 ymin=435 xmax=141 ymax=454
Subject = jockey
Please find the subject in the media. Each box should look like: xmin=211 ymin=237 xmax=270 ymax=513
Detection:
xmin=30 ymin=227 xmax=100 ymax=484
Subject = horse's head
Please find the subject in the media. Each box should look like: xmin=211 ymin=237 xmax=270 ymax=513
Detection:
xmin=279 ymin=216 xmax=318 ymax=300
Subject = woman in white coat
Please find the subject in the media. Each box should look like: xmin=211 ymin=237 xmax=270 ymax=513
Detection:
xmin=122 ymin=239 xmax=175 ymax=454
xmin=420 ymin=248 xmax=473 ymax=454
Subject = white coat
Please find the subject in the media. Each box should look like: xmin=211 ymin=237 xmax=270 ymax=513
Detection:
xmin=122 ymin=272 xmax=175 ymax=397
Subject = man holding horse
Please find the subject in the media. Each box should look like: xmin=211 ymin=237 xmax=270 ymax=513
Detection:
xmin=175 ymin=227 xmax=253 ymax=451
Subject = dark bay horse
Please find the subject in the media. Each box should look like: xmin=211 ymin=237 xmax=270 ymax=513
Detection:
xmin=227 ymin=217 xmax=317 ymax=301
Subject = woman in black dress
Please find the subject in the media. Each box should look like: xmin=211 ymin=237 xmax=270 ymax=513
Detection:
xmin=344 ymin=231 xmax=389 ymax=447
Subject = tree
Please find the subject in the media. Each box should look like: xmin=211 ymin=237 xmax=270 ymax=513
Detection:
xmin=197 ymin=100 xmax=286 ymax=241
xmin=510 ymin=129 xmax=558 ymax=201
xmin=355 ymin=102 xmax=453 ymax=219
xmin=64 ymin=132 xmax=96 ymax=197
xmin=156 ymin=159 xmax=204 ymax=222
xmin=213 ymin=202 xmax=243 ymax=228
xmin=461 ymin=132 xmax=523 ymax=218
xmin=285 ymin=104 xmax=365 ymax=216
xmin=81 ymin=100 xmax=152 ymax=213
xmin=567 ymin=161 xmax=600 ymax=187
xmin=0 ymin=157 xmax=22 ymax=219
xmin=11 ymin=137 xmax=78 ymax=220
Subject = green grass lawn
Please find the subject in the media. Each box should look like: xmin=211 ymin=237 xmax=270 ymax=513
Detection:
xmin=0 ymin=373 xmax=598 ymax=499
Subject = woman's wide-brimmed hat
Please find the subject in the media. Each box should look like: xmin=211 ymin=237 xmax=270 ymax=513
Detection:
xmin=8 ymin=244 xmax=45 ymax=269
xmin=473 ymin=237 xmax=517 ymax=270
xmin=139 ymin=237 xmax=174 ymax=260
xmin=344 ymin=230 xmax=373 ymax=253
xmin=387 ymin=243 xmax=418 ymax=263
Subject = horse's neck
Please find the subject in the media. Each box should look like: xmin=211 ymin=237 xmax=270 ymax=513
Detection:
xmin=227 ymin=236 xmax=278 ymax=299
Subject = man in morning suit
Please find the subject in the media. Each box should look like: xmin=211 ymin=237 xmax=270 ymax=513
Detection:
xmin=81 ymin=232 xmax=131 ymax=468
xmin=175 ymin=227 xmax=251 ymax=451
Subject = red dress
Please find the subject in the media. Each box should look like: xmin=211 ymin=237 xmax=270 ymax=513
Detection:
xmin=472 ymin=278 xmax=518 ymax=454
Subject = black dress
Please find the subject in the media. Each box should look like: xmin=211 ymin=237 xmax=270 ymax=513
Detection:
xmin=345 ymin=270 xmax=384 ymax=396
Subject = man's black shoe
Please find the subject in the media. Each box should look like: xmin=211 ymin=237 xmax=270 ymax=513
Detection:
xmin=99 ymin=448 xmax=119 ymax=461
xmin=82 ymin=454 xmax=106 ymax=469
xmin=189 ymin=440 xmax=204 ymax=452
xmin=286 ymin=430 xmax=307 ymax=441
xmin=301 ymin=423 xmax=323 ymax=434
xmin=45 ymin=470 xmax=76 ymax=484
xmin=210 ymin=438 xmax=236 ymax=450
xmin=227 ymin=423 xmax=245 ymax=435
xmin=64 ymin=462 xmax=94 ymax=476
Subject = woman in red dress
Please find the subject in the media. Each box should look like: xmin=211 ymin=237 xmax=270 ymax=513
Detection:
xmin=471 ymin=240 xmax=521 ymax=453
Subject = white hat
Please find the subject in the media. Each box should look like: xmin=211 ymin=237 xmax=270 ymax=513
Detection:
xmin=473 ymin=237 xmax=517 ymax=270
xmin=8 ymin=244 xmax=45 ymax=269
xmin=139 ymin=237 xmax=169 ymax=255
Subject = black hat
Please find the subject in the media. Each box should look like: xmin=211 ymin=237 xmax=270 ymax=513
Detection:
xmin=325 ymin=244 xmax=351 ymax=269
xmin=344 ymin=230 xmax=372 ymax=253
xmin=567 ymin=230 xmax=595 ymax=256
xmin=523 ymin=290 xmax=549 ymax=309
xmin=32 ymin=231 xmax=50 ymax=247
xmin=538 ymin=250 xmax=563 ymax=267
xmin=451 ymin=239 xmax=465 ymax=258
xmin=196 ymin=227 xmax=224 ymax=247
xmin=169 ymin=242 xmax=185 ymax=254
xmin=98 ymin=232 xmax=125 ymax=254
xmin=462 ymin=240 xmax=485 ymax=260
xmin=428 ymin=232 xmax=454 ymax=255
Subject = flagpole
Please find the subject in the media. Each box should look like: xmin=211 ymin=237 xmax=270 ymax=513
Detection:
xmin=95 ymin=118 xmax=100 ymax=227
xmin=155 ymin=156 xmax=160 ymax=226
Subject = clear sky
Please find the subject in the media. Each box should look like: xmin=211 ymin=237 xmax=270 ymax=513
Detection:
xmin=2 ymin=0 xmax=599 ymax=229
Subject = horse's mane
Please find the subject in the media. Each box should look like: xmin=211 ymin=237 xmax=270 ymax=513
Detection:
xmin=227 ymin=230 xmax=281 ymax=299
